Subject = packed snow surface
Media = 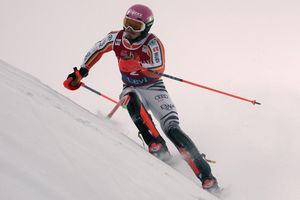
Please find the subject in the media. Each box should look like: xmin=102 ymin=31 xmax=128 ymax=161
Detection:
xmin=1 ymin=60 xmax=299 ymax=200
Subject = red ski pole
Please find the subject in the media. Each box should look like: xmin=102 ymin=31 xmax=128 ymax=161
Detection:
xmin=64 ymin=74 xmax=126 ymax=118
xmin=81 ymin=83 xmax=118 ymax=104
xmin=107 ymin=95 xmax=130 ymax=118
xmin=148 ymin=69 xmax=261 ymax=105
xmin=81 ymin=83 xmax=128 ymax=118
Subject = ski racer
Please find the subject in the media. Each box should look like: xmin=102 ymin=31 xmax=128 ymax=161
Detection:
xmin=64 ymin=4 xmax=220 ymax=192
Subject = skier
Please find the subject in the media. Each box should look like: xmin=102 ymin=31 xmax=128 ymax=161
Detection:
xmin=64 ymin=4 xmax=220 ymax=192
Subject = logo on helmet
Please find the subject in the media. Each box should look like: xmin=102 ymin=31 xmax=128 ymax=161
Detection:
xmin=127 ymin=9 xmax=143 ymax=18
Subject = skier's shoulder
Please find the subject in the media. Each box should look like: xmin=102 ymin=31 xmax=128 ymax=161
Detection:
xmin=107 ymin=30 xmax=122 ymax=37
xmin=95 ymin=30 xmax=121 ymax=49
xmin=146 ymin=33 xmax=164 ymax=49
xmin=146 ymin=32 xmax=158 ymax=42
xmin=104 ymin=30 xmax=121 ymax=42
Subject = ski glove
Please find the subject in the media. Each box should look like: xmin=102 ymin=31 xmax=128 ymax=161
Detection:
xmin=63 ymin=67 xmax=89 ymax=90
xmin=118 ymin=58 xmax=143 ymax=72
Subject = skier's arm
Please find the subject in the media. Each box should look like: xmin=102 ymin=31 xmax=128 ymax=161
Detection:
xmin=64 ymin=32 xmax=117 ymax=90
xmin=81 ymin=31 xmax=118 ymax=71
xmin=140 ymin=38 xmax=165 ymax=78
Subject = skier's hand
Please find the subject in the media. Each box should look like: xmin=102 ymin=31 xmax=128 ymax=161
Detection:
xmin=63 ymin=67 xmax=88 ymax=90
xmin=118 ymin=58 xmax=143 ymax=72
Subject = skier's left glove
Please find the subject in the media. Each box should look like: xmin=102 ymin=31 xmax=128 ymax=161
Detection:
xmin=118 ymin=58 xmax=143 ymax=72
xmin=119 ymin=58 xmax=153 ymax=75
xmin=63 ymin=67 xmax=89 ymax=90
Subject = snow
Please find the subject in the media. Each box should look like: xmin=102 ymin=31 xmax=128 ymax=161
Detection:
xmin=0 ymin=60 xmax=218 ymax=200
xmin=0 ymin=55 xmax=299 ymax=199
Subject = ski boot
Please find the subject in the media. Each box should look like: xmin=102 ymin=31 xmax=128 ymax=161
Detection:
xmin=148 ymin=142 xmax=171 ymax=162
xmin=202 ymin=175 xmax=223 ymax=197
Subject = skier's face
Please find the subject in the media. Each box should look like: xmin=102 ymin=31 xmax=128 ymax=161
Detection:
xmin=124 ymin=27 xmax=141 ymax=41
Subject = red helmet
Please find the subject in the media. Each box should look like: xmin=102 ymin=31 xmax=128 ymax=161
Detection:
xmin=123 ymin=4 xmax=154 ymax=35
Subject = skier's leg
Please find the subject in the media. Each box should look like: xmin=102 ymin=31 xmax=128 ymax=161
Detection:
xmin=125 ymin=90 xmax=170 ymax=160
xmin=126 ymin=91 xmax=160 ymax=144
xmin=165 ymin=125 xmax=213 ymax=180
xmin=165 ymin=123 xmax=220 ymax=191
xmin=142 ymin=81 xmax=218 ymax=189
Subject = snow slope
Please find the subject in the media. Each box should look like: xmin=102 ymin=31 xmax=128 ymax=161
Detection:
xmin=0 ymin=60 xmax=218 ymax=200
xmin=1 ymin=59 xmax=300 ymax=200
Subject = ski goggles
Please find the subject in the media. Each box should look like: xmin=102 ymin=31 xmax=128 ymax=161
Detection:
xmin=123 ymin=16 xmax=146 ymax=32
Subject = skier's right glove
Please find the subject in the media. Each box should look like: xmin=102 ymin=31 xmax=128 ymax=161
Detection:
xmin=63 ymin=67 xmax=89 ymax=90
